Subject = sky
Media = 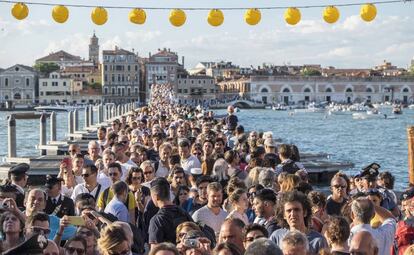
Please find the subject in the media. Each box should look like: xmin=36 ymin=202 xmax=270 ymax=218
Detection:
xmin=0 ymin=0 xmax=413 ymax=70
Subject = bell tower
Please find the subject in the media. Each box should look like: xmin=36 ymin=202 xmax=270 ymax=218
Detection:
xmin=89 ymin=31 xmax=99 ymax=65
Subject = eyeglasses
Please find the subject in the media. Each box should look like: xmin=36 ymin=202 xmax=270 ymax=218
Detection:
xmin=78 ymin=230 xmax=94 ymax=236
xmin=30 ymin=226 xmax=51 ymax=235
xmin=144 ymin=171 xmax=153 ymax=175
xmin=132 ymin=176 xmax=141 ymax=181
xmin=66 ymin=247 xmax=85 ymax=255
xmin=332 ymin=185 xmax=347 ymax=189
xmin=69 ymin=150 xmax=77 ymax=153
xmin=81 ymin=173 xmax=91 ymax=178
xmin=108 ymin=249 xmax=131 ymax=255
xmin=244 ymin=235 xmax=264 ymax=242
xmin=109 ymin=173 xmax=118 ymax=177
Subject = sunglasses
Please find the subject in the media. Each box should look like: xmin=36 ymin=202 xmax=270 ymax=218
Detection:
xmin=332 ymin=185 xmax=347 ymax=189
xmin=66 ymin=247 xmax=85 ymax=255
xmin=244 ymin=235 xmax=264 ymax=242
xmin=132 ymin=176 xmax=141 ymax=181
xmin=78 ymin=230 xmax=94 ymax=237
xmin=69 ymin=150 xmax=77 ymax=153
xmin=81 ymin=173 xmax=91 ymax=178
xmin=109 ymin=249 xmax=131 ymax=255
xmin=31 ymin=227 xmax=51 ymax=235
xmin=179 ymin=192 xmax=189 ymax=196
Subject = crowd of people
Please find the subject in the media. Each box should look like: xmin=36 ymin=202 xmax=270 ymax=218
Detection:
xmin=0 ymin=83 xmax=413 ymax=255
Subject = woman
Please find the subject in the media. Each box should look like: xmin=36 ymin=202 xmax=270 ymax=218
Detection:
xmin=173 ymin=185 xmax=191 ymax=210
xmin=279 ymin=174 xmax=301 ymax=193
xmin=214 ymin=242 xmax=242 ymax=255
xmin=227 ymin=188 xmax=249 ymax=225
xmin=0 ymin=210 xmax=25 ymax=253
xmin=324 ymin=216 xmax=350 ymax=255
xmin=176 ymin=222 xmax=201 ymax=244
xmin=98 ymin=224 xmax=131 ymax=255
xmin=78 ymin=226 xmax=100 ymax=255
xmin=125 ymin=167 xmax=150 ymax=213
xmin=59 ymin=162 xmax=77 ymax=197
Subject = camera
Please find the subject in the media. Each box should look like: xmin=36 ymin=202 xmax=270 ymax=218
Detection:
xmin=183 ymin=238 xmax=199 ymax=249
xmin=0 ymin=200 xmax=9 ymax=209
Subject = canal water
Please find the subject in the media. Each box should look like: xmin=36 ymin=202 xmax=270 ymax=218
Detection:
xmin=0 ymin=108 xmax=413 ymax=190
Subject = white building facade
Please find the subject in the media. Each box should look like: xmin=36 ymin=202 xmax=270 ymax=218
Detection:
xmin=177 ymin=75 xmax=217 ymax=106
xmin=39 ymin=72 xmax=72 ymax=104
xmin=0 ymin=64 xmax=38 ymax=105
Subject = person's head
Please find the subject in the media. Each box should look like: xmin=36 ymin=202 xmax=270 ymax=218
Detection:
xmin=218 ymin=218 xmax=245 ymax=253
xmin=141 ymin=160 xmax=155 ymax=182
xmin=0 ymin=185 xmax=18 ymax=202
xmin=77 ymin=226 xmax=98 ymax=250
xmin=74 ymin=193 xmax=96 ymax=215
xmin=377 ymin=171 xmax=395 ymax=190
xmin=278 ymin=144 xmax=292 ymax=160
xmin=25 ymin=189 xmax=47 ymax=215
xmin=150 ymin=177 xmax=171 ymax=208
xmin=88 ymin=141 xmax=101 ymax=160
xmin=112 ymin=221 xmax=134 ymax=247
xmin=214 ymin=138 xmax=225 ymax=155
xmin=68 ymin=144 xmax=81 ymax=157
xmin=227 ymin=105 xmax=235 ymax=114
xmin=224 ymin=150 xmax=239 ymax=165
xmin=107 ymin=162 xmax=122 ymax=183
xmin=102 ymin=150 xmax=116 ymax=168
xmin=349 ymin=231 xmax=379 ymax=255
xmin=307 ymin=191 xmax=326 ymax=212
xmin=0 ymin=210 xmax=25 ymax=238
xmin=276 ymin=191 xmax=312 ymax=230
xmin=252 ymin=189 xmax=276 ymax=219
xmin=148 ymin=242 xmax=180 ymax=255
xmin=207 ymin=182 xmax=223 ymax=209
xmin=97 ymin=127 xmax=107 ymax=141
xmin=72 ymin=154 xmax=84 ymax=170
xmin=170 ymin=167 xmax=186 ymax=187
xmin=228 ymin=188 xmax=248 ymax=212
xmin=82 ymin=165 xmax=98 ymax=184
xmin=324 ymin=216 xmax=350 ymax=247
xmin=175 ymin=185 xmax=190 ymax=205
xmin=351 ymin=197 xmax=375 ymax=224
xmin=125 ymin=167 xmax=144 ymax=186
xmin=281 ymin=230 xmax=309 ymax=255
xmin=365 ymin=188 xmax=383 ymax=207
xmin=214 ymin=242 xmax=242 ymax=255
xmin=178 ymin=139 xmax=191 ymax=159
xmin=258 ymin=168 xmax=276 ymax=189
xmin=242 ymin=224 xmax=268 ymax=249
xmin=280 ymin=174 xmax=300 ymax=193
xmin=203 ymin=140 xmax=214 ymax=156
xmin=45 ymin=176 xmax=62 ymax=198
xmin=25 ymin=212 xmax=50 ymax=238
xmin=112 ymin=181 xmax=129 ymax=202
xmin=64 ymin=235 xmax=87 ymax=255
xmin=176 ymin=221 xmax=201 ymax=244
xmin=245 ymin=238 xmax=282 ymax=255
xmin=159 ymin=143 xmax=172 ymax=162
xmin=196 ymin=176 xmax=212 ymax=202
xmin=97 ymin=224 xmax=130 ymax=255
xmin=331 ymin=176 xmax=348 ymax=199
xmin=43 ymin=240 xmax=59 ymax=255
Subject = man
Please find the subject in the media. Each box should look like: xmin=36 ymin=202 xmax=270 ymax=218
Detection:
xmin=179 ymin=139 xmax=201 ymax=175
xmin=97 ymin=150 xmax=116 ymax=188
xmin=64 ymin=236 xmax=87 ymax=255
xmin=214 ymin=137 xmax=226 ymax=156
xmin=275 ymin=144 xmax=303 ymax=175
xmin=71 ymin=165 xmax=105 ymax=202
xmin=224 ymin=105 xmax=238 ymax=133
xmin=24 ymin=190 xmax=76 ymax=240
xmin=68 ymin=144 xmax=81 ymax=158
xmin=147 ymin=132 xmax=163 ymax=161
xmin=252 ymin=188 xmax=279 ymax=234
xmin=281 ymin=230 xmax=309 ymax=255
xmin=264 ymin=138 xmax=277 ymax=154
xmin=85 ymin=141 xmax=101 ymax=163
xmin=155 ymin=143 xmax=172 ymax=178
xmin=8 ymin=163 xmax=29 ymax=209
xmin=326 ymin=175 xmax=348 ymax=216
xmin=97 ymin=162 xmax=136 ymax=224
xmin=224 ymin=150 xmax=246 ymax=180
xmin=42 ymin=240 xmax=59 ymax=255
xmin=349 ymin=231 xmax=379 ymax=255
xmin=187 ymin=176 xmax=211 ymax=214
xmin=270 ymin=191 xmax=327 ymax=255
xmin=112 ymin=142 xmax=137 ymax=180
xmin=245 ymin=238 xmax=282 ymax=255
xmin=97 ymin=126 xmax=107 ymax=149
xmin=349 ymin=197 xmax=396 ymax=255
xmin=141 ymin=160 xmax=156 ymax=187
xmin=44 ymin=176 xmax=75 ymax=218
xmin=243 ymin=223 xmax=268 ymax=250
xmin=218 ymin=218 xmax=246 ymax=253
xmin=148 ymin=177 xmax=193 ymax=248
xmin=104 ymin=181 xmax=130 ymax=222
xmin=25 ymin=212 xmax=51 ymax=239
xmin=192 ymin=182 xmax=228 ymax=234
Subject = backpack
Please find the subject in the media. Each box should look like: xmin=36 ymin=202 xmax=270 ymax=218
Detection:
xmin=281 ymin=160 xmax=300 ymax=174
xmin=393 ymin=219 xmax=414 ymax=255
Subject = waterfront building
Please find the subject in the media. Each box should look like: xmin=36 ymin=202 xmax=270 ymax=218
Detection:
xmin=189 ymin=61 xmax=240 ymax=80
xmin=217 ymin=78 xmax=251 ymax=101
xmin=61 ymin=65 xmax=102 ymax=87
xmin=36 ymin=50 xmax=93 ymax=69
xmin=102 ymin=46 xmax=140 ymax=103
xmin=39 ymin=71 xmax=72 ymax=104
xmin=176 ymin=73 xmax=218 ymax=106
xmin=0 ymin=64 xmax=38 ymax=106
xmin=146 ymin=48 xmax=180 ymax=100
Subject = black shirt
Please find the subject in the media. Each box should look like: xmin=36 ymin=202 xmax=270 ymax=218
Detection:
xmin=326 ymin=197 xmax=347 ymax=216
xmin=148 ymin=204 xmax=193 ymax=244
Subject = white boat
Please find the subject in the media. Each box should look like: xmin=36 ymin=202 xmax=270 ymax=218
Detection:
xmin=35 ymin=104 xmax=85 ymax=112
xmin=352 ymin=110 xmax=396 ymax=120
xmin=272 ymin=104 xmax=288 ymax=111
xmin=294 ymin=102 xmax=325 ymax=113
xmin=409 ymin=104 xmax=414 ymax=110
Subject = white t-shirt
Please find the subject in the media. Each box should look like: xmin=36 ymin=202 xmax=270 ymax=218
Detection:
xmin=181 ymin=155 xmax=201 ymax=175
xmin=70 ymin=183 xmax=107 ymax=201
xmin=155 ymin=161 xmax=169 ymax=178
xmin=192 ymin=205 xmax=228 ymax=234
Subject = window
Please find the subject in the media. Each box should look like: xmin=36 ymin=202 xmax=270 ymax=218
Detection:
xmin=15 ymin=67 xmax=19 ymax=71
xmin=5 ymin=78 xmax=8 ymax=86
xmin=183 ymin=89 xmax=188 ymax=93
xmin=104 ymin=75 xmax=108 ymax=82
xmin=403 ymin=88 xmax=410 ymax=93
xmin=304 ymin=88 xmax=311 ymax=93
xmin=26 ymin=78 xmax=30 ymax=86
xmin=325 ymin=87 xmax=332 ymax=93
xmin=112 ymin=88 xmax=115 ymax=95
xmin=42 ymin=82 xmax=47 ymax=86
xmin=178 ymin=89 xmax=182 ymax=93
xmin=366 ymin=88 xmax=373 ymax=93
xmin=40 ymin=92 xmax=43 ymax=96
xmin=128 ymin=65 xmax=131 ymax=71
xmin=4 ymin=95 xmax=8 ymax=100
xmin=104 ymin=65 xmax=108 ymax=71
xmin=283 ymin=88 xmax=290 ymax=93
xmin=63 ymin=82 xmax=66 ymax=86
xmin=261 ymin=88 xmax=269 ymax=93
xmin=127 ymin=88 xmax=131 ymax=96
xmin=104 ymin=88 xmax=108 ymax=95
xmin=346 ymin=88 xmax=353 ymax=93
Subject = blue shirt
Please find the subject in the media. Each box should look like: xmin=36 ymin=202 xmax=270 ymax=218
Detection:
xmin=104 ymin=197 xmax=129 ymax=222
xmin=49 ymin=214 xmax=77 ymax=240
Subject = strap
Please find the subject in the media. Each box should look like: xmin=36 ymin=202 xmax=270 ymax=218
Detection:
xmin=103 ymin=188 xmax=110 ymax=208
xmin=94 ymin=184 xmax=102 ymax=201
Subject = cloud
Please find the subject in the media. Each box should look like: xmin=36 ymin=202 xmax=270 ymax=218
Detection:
xmin=15 ymin=19 xmax=51 ymax=35
xmin=101 ymin=36 xmax=123 ymax=51
xmin=40 ymin=33 xmax=90 ymax=60
xmin=125 ymin=30 xmax=162 ymax=42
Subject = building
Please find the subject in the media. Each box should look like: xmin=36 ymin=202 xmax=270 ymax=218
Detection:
xmin=177 ymin=73 xmax=217 ymax=106
xmin=0 ymin=64 xmax=38 ymax=105
xmin=89 ymin=32 xmax=99 ymax=65
xmin=217 ymin=78 xmax=251 ymax=101
xmin=102 ymin=46 xmax=140 ymax=103
xmin=249 ymin=76 xmax=414 ymax=105
xmin=61 ymin=65 xmax=102 ymax=86
xmin=39 ymin=71 xmax=72 ymax=104
xmin=35 ymin=50 xmax=92 ymax=69
xmin=146 ymin=48 xmax=180 ymax=100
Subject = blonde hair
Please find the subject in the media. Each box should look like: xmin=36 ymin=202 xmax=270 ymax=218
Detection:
xmin=404 ymin=245 xmax=414 ymax=255
xmin=97 ymin=224 xmax=128 ymax=255
xmin=175 ymin=221 xmax=200 ymax=243
xmin=280 ymin=174 xmax=300 ymax=192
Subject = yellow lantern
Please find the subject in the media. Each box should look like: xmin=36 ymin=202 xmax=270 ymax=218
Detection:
xmin=207 ymin=9 xmax=224 ymax=27
xmin=284 ymin=7 xmax=301 ymax=25
xmin=91 ymin=7 xmax=108 ymax=26
xmin=11 ymin=3 xmax=29 ymax=20
xmin=244 ymin=8 xmax=261 ymax=26
xmin=129 ymin=8 xmax=146 ymax=25
xmin=169 ymin=9 xmax=186 ymax=27
xmin=323 ymin=6 xmax=340 ymax=24
xmin=52 ymin=5 xmax=69 ymax=24
xmin=360 ymin=4 xmax=377 ymax=22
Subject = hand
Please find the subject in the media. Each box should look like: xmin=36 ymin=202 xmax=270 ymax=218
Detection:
xmin=59 ymin=215 xmax=70 ymax=231
xmin=3 ymin=198 xmax=18 ymax=211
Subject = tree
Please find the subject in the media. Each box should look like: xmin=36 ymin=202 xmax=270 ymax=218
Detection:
xmin=302 ymin=68 xmax=321 ymax=76
xmin=33 ymin=62 xmax=60 ymax=75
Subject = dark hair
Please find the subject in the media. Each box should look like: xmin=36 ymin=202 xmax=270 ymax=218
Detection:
xmin=228 ymin=188 xmax=247 ymax=205
xmin=83 ymin=164 xmax=98 ymax=174
xmin=215 ymin=137 xmax=225 ymax=146
xmin=214 ymin=242 xmax=242 ymax=255
xmin=325 ymin=216 xmax=350 ymax=245
xmin=173 ymin=185 xmax=190 ymax=206
xmin=224 ymin=150 xmax=238 ymax=164
xmin=254 ymin=188 xmax=276 ymax=204
xmin=125 ymin=167 xmax=143 ymax=185
xmin=148 ymin=242 xmax=180 ymax=255
xmin=112 ymin=181 xmax=128 ymax=196
xmin=290 ymin=144 xmax=300 ymax=162
xmin=107 ymin=162 xmax=122 ymax=173
xmin=74 ymin=153 xmax=84 ymax=159
xmin=278 ymin=144 xmax=292 ymax=159
xmin=64 ymin=235 xmax=87 ymax=251
xmin=169 ymin=154 xmax=181 ymax=166
xmin=75 ymin=193 xmax=96 ymax=210
xmin=243 ymin=223 xmax=269 ymax=238
xmin=251 ymin=146 xmax=265 ymax=159
xmin=98 ymin=126 xmax=107 ymax=133
xmin=27 ymin=212 xmax=49 ymax=227
xmin=276 ymin=191 xmax=312 ymax=229
xmin=307 ymin=191 xmax=327 ymax=208
xmin=196 ymin=175 xmax=213 ymax=187
xmin=0 ymin=210 xmax=25 ymax=237
xmin=263 ymin=153 xmax=280 ymax=168
xmin=150 ymin=177 xmax=171 ymax=201
xmin=378 ymin=171 xmax=395 ymax=189
xmin=178 ymin=139 xmax=190 ymax=148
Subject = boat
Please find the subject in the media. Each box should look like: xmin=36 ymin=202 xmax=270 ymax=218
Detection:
xmin=272 ymin=104 xmax=288 ymax=111
xmin=409 ymin=104 xmax=414 ymax=110
xmin=294 ymin=102 xmax=326 ymax=113
xmin=352 ymin=110 xmax=396 ymax=120
xmin=392 ymin=105 xmax=403 ymax=114
xmin=35 ymin=104 xmax=85 ymax=112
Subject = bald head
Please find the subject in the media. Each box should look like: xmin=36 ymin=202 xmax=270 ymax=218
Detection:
xmin=227 ymin=105 xmax=234 ymax=113
xmin=350 ymin=231 xmax=378 ymax=255
xmin=219 ymin=218 xmax=245 ymax=253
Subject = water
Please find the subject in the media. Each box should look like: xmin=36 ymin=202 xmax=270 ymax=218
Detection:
xmin=0 ymin=108 xmax=413 ymax=190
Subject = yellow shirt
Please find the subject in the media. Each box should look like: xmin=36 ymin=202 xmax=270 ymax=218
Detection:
xmin=97 ymin=188 xmax=136 ymax=211
xmin=370 ymin=213 xmax=381 ymax=229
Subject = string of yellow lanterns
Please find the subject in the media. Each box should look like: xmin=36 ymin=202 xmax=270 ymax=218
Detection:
xmin=9 ymin=3 xmax=380 ymax=26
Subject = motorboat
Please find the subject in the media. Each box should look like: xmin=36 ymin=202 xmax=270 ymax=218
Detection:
xmin=392 ymin=105 xmax=402 ymax=114
xmin=272 ymin=104 xmax=288 ymax=111
xmin=352 ymin=110 xmax=396 ymax=120
xmin=35 ymin=104 xmax=85 ymax=112
xmin=294 ymin=102 xmax=326 ymax=113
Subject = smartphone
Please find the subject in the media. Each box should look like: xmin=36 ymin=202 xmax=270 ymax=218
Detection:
xmin=67 ymin=216 xmax=85 ymax=226
xmin=61 ymin=157 xmax=72 ymax=168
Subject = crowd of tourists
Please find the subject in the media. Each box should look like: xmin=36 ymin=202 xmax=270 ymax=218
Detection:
xmin=0 ymin=83 xmax=413 ymax=255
